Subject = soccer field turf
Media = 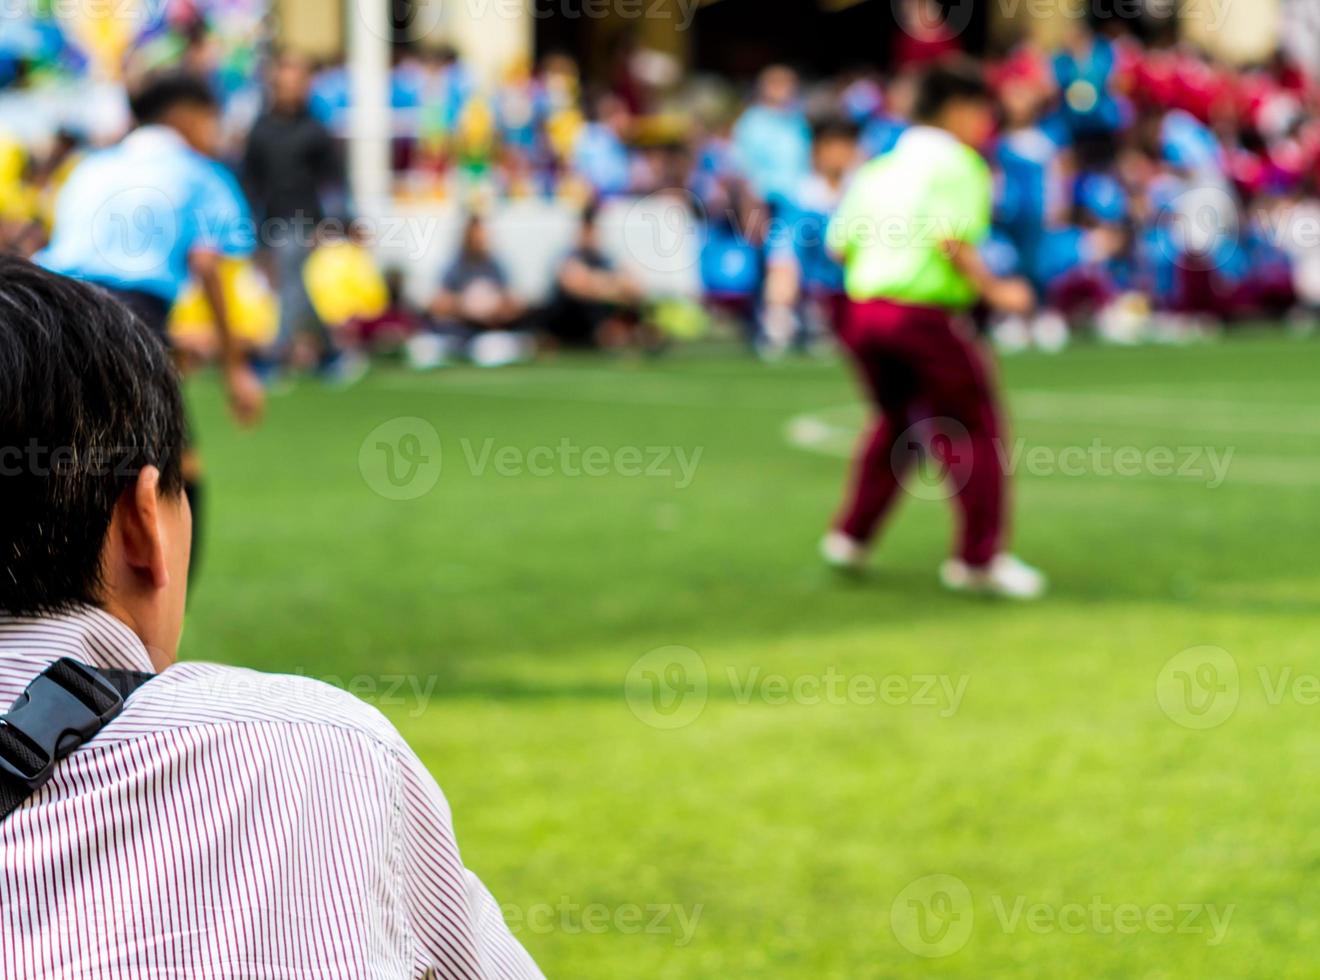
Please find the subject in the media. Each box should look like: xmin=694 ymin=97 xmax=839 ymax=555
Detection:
xmin=183 ymin=332 xmax=1318 ymax=978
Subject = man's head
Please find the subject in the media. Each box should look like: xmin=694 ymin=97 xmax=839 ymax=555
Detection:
xmin=129 ymin=70 xmax=221 ymax=156
xmin=914 ymin=58 xmax=995 ymax=150
xmin=460 ymin=213 xmax=490 ymax=257
xmin=757 ymin=65 xmax=799 ymax=110
xmin=811 ymin=117 xmax=860 ymax=182
xmin=593 ymin=92 xmax=632 ymax=137
xmin=0 ymin=258 xmax=190 ymax=667
xmin=269 ymin=49 xmax=314 ymax=114
xmin=579 ymin=200 xmax=602 ymax=249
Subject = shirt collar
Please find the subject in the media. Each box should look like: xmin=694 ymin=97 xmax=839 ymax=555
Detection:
xmin=0 ymin=606 xmax=157 ymax=675
xmin=901 ymin=125 xmax=961 ymax=153
xmin=122 ymin=124 xmax=190 ymax=155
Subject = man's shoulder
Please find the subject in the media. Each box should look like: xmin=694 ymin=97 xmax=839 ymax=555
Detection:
xmin=128 ymin=662 xmax=406 ymax=754
xmin=892 ymin=127 xmax=986 ymax=173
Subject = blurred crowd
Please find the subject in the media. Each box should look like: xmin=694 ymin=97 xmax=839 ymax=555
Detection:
xmin=4 ymin=3 xmax=1320 ymax=364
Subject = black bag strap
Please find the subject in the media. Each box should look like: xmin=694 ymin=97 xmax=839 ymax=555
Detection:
xmin=0 ymin=658 xmax=154 ymax=822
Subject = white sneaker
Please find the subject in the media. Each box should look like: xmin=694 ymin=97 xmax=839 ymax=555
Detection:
xmin=1030 ymin=311 xmax=1069 ymax=353
xmin=940 ymin=554 xmax=1046 ymax=600
xmin=991 ymin=315 xmax=1031 ymax=355
xmin=820 ymin=531 xmax=867 ymax=571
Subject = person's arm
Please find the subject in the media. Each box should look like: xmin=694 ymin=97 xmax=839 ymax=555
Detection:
xmin=429 ymin=290 xmax=459 ymax=320
xmin=497 ymin=289 xmax=526 ymax=326
xmin=239 ymin=119 xmax=267 ymax=218
xmin=396 ymin=746 xmax=544 ymax=978
xmin=937 ymin=154 xmax=1036 ymax=316
xmin=190 ymin=249 xmax=264 ymax=426
xmin=312 ymin=120 xmax=350 ymax=222
xmin=191 ymin=164 xmax=265 ymax=426
xmin=430 ymin=265 xmax=461 ymax=320
xmin=943 ymin=239 xmax=1035 ymax=315
xmin=558 ymin=256 xmax=639 ymax=304
xmin=825 ymin=173 xmax=865 ymax=264
xmin=314 ymin=120 xmax=347 ymax=189
xmin=557 ymin=256 xmax=605 ymax=300
xmin=491 ymin=263 xmax=524 ymax=326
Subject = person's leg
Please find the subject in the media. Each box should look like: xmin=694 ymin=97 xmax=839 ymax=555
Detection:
xmin=914 ymin=319 xmax=1007 ymax=567
xmin=834 ymin=412 xmax=912 ymax=544
xmin=272 ymin=238 xmax=321 ymax=366
xmin=831 ymin=300 xmax=917 ymax=546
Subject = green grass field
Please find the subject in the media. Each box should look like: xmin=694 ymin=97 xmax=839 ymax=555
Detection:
xmin=183 ymin=332 xmax=1319 ymax=979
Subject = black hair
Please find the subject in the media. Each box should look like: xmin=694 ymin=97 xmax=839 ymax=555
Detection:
xmin=812 ymin=116 xmax=861 ymax=144
xmin=127 ymin=71 xmax=218 ymax=126
xmin=913 ymin=58 xmax=991 ymax=123
xmin=0 ymin=257 xmax=186 ymax=616
xmin=581 ymin=199 xmax=602 ymax=228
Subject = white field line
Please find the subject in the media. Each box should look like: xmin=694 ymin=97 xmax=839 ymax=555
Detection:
xmin=383 ymin=369 xmax=1320 ymax=427
xmin=1013 ymin=393 xmax=1320 ymax=435
xmin=784 ymin=404 xmax=1320 ymax=486
xmin=380 ymin=368 xmax=1319 ymax=452
xmin=378 ymin=373 xmax=717 ymax=407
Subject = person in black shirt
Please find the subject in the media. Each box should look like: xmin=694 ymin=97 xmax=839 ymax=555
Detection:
xmin=545 ymin=202 xmax=657 ymax=350
xmin=242 ymin=50 xmax=349 ymax=375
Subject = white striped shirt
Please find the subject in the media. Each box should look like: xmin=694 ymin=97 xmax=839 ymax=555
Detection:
xmin=0 ymin=607 xmax=543 ymax=979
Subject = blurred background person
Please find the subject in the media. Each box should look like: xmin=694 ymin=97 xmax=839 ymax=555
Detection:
xmin=427 ymin=213 xmax=532 ymax=367
xmin=572 ymin=91 xmax=635 ymax=198
xmin=242 ymin=49 xmax=360 ymax=382
xmin=763 ymin=116 xmax=860 ymax=357
xmin=544 ymin=201 xmax=657 ymax=352
xmin=37 ymin=71 xmax=264 ymax=582
xmin=732 ymin=65 xmax=811 ymax=207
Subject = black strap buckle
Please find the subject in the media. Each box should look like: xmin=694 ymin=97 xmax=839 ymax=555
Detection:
xmin=0 ymin=658 xmax=125 ymax=793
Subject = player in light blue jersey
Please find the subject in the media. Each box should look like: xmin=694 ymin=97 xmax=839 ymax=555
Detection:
xmin=39 ymin=72 xmax=265 ymax=584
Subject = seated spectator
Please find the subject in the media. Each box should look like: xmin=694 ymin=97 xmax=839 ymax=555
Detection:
xmin=430 ymin=214 xmax=533 ymax=367
xmin=431 ymin=213 xmax=525 ymax=331
xmin=544 ymin=202 xmax=656 ymax=351
xmin=0 ymin=255 xmax=542 ymax=977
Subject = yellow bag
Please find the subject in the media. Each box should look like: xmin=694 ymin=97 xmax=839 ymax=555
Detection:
xmin=303 ymin=240 xmax=390 ymax=327
xmin=0 ymin=138 xmax=37 ymax=224
xmin=170 ymin=258 xmax=278 ymax=346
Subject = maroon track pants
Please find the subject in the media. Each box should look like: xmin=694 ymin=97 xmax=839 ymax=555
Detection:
xmin=832 ymin=297 xmax=1007 ymax=567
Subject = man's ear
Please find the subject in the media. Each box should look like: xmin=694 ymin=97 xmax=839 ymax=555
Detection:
xmin=113 ymin=465 xmax=170 ymax=590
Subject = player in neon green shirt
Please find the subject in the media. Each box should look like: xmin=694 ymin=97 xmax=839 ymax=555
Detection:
xmin=821 ymin=60 xmax=1046 ymax=599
